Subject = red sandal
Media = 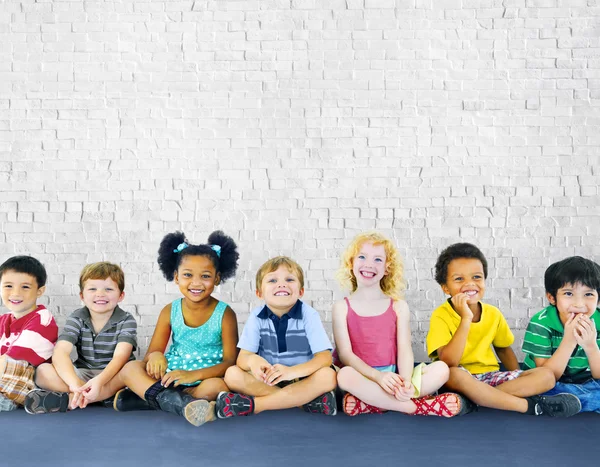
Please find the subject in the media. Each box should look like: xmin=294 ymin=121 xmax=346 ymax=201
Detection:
xmin=343 ymin=393 xmax=387 ymax=416
xmin=411 ymin=392 xmax=471 ymax=417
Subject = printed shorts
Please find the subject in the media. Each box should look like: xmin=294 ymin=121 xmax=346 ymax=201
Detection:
xmin=472 ymin=369 xmax=522 ymax=387
xmin=0 ymin=357 xmax=36 ymax=405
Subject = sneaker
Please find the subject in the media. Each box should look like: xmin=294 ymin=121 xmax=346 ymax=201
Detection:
xmin=215 ymin=391 xmax=255 ymax=419
xmin=0 ymin=394 xmax=18 ymax=412
xmin=303 ymin=390 xmax=337 ymax=416
xmin=24 ymin=389 xmax=69 ymax=414
xmin=113 ymin=388 xmax=154 ymax=412
xmin=529 ymin=393 xmax=581 ymax=417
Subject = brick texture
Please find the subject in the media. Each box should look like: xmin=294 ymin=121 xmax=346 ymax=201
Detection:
xmin=1 ymin=1 xmax=599 ymax=361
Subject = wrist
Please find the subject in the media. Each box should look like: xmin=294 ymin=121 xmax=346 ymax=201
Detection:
xmin=583 ymin=342 xmax=600 ymax=354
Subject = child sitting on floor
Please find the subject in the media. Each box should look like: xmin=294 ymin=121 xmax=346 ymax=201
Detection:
xmin=522 ymin=256 xmax=600 ymax=413
xmin=113 ymin=231 xmax=240 ymax=427
xmin=333 ymin=232 xmax=469 ymax=417
xmin=0 ymin=256 xmax=58 ymax=411
xmin=216 ymin=256 xmax=337 ymax=418
xmin=427 ymin=242 xmax=581 ymax=417
xmin=26 ymin=262 xmax=136 ymax=413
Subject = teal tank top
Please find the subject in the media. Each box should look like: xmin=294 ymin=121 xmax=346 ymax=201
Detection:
xmin=164 ymin=299 xmax=227 ymax=384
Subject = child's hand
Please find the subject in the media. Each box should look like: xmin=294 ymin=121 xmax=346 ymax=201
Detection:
xmin=450 ymin=294 xmax=474 ymax=322
xmin=68 ymin=379 xmax=87 ymax=410
xmin=161 ymin=370 xmax=198 ymax=388
xmin=249 ymin=358 xmax=272 ymax=383
xmin=394 ymin=378 xmax=415 ymax=402
xmin=264 ymin=364 xmax=295 ymax=386
xmin=75 ymin=376 xmax=103 ymax=405
xmin=146 ymin=352 xmax=168 ymax=380
xmin=563 ymin=313 xmax=581 ymax=347
xmin=376 ymin=371 xmax=403 ymax=396
xmin=574 ymin=314 xmax=598 ymax=351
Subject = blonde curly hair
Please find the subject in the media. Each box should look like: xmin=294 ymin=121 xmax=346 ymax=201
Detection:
xmin=336 ymin=232 xmax=405 ymax=300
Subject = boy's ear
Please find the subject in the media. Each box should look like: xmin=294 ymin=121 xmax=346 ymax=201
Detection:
xmin=37 ymin=285 xmax=46 ymax=297
xmin=299 ymin=288 xmax=304 ymax=298
xmin=546 ymin=292 xmax=556 ymax=305
xmin=118 ymin=291 xmax=125 ymax=303
xmin=441 ymin=284 xmax=450 ymax=295
xmin=255 ymin=289 xmax=263 ymax=299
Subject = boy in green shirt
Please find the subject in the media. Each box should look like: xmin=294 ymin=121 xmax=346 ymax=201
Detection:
xmin=522 ymin=256 xmax=600 ymax=413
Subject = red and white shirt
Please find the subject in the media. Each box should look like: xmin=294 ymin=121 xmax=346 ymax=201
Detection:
xmin=0 ymin=305 xmax=58 ymax=366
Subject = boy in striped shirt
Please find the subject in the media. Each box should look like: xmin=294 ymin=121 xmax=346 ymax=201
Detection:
xmin=24 ymin=262 xmax=137 ymax=414
xmin=1 ymin=256 xmax=58 ymax=411
xmin=522 ymin=256 xmax=600 ymax=413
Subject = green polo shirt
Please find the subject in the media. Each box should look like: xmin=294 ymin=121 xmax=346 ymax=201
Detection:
xmin=522 ymin=305 xmax=600 ymax=384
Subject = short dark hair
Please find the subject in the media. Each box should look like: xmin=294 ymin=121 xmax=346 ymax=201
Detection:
xmin=0 ymin=255 xmax=47 ymax=287
xmin=544 ymin=256 xmax=600 ymax=299
xmin=435 ymin=243 xmax=488 ymax=285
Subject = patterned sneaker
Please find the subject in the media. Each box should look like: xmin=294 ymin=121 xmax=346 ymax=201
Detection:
xmin=303 ymin=390 xmax=337 ymax=416
xmin=24 ymin=389 xmax=69 ymax=414
xmin=0 ymin=394 xmax=18 ymax=412
xmin=528 ymin=393 xmax=581 ymax=417
xmin=215 ymin=391 xmax=255 ymax=419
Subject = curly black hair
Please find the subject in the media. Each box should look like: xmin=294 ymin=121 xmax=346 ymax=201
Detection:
xmin=0 ymin=255 xmax=47 ymax=287
xmin=545 ymin=256 xmax=600 ymax=299
xmin=157 ymin=231 xmax=239 ymax=282
xmin=434 ymin=243 xmax=488 ymax=285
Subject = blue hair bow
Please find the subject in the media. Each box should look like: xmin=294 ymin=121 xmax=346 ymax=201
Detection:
xmin=173 ymin=242 xmax=189 ymax=253
xmin=210 ymin=245 xmax=221 ymax=257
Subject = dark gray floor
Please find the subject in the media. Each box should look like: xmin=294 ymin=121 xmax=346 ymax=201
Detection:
xmin=3 ymin=406 xmax=600 ymax=467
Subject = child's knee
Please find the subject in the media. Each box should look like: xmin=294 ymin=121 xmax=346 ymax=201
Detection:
xmin=336 ymin=366 xmax=360 ymax=391
xmin=33 ymin=363 xmax=52 ymax=385
xmin=533 ymin=367 xmax=556 ymax=389
xmin=121 ymin=360 xmax=144 ymax=378
xmin=428 ymin=361 xmax=450 ymax=382
xmin=313 ymin=366 xmax=336 ymax=392
xmin=224 ymin=365 xmax=244 ymax=387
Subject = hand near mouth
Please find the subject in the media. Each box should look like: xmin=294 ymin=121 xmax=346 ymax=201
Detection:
xmin=450 ymin=293 xmax=474 ymax=322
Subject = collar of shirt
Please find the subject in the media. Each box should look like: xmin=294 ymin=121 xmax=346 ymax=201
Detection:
xmin=72 ymin=305 xmax=127 ymax=334
xmin=257 ymin=299 xmax=303 ymax=322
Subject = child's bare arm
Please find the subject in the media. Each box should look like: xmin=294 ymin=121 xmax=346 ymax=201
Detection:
xmin=161 ymin=307 xmax=239 ymax=387
xmin=574 ymin=314 xmax=600 ymax=378
xmin=435 ymin=296 xmax=472 ymax=367
xmin=144 ymin=305 xmax=172 ymax=379
xmin=494 ymin=346 xmax=520 ymax=371
xmin=332 ymin=299 xmax=382 ymax=382
xmin=395 ymin=300 xmax=414 ymax=382
xmin=52 ymin=341 xmax=84 ymax=389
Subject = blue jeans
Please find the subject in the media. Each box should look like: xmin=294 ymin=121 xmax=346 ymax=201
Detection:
xmin=545 ymin=379 xmax=600 ymax=413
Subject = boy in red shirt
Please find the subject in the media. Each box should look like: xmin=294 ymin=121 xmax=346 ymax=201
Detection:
xmin=0 ymin=256 xmax=58 ymax=411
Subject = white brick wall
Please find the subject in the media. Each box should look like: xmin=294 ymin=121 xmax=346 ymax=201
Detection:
xmin=2 ymin=1 xmax=599 ymax=361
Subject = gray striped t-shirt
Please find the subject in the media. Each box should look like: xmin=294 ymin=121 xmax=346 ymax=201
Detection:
xmin=58 ymin=306 xmax=137 ymax=370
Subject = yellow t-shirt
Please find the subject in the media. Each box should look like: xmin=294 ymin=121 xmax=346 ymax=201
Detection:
xmin=426 ymin=300 xmax=514 ymax=374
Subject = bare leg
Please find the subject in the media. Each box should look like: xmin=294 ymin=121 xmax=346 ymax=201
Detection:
xmin=224 ymin=365 xmax=336 ymax=414
xmin=445 ymin=367 xmax=528 ymax=413
xmin=34 ymin=363 xmax=70 ymax=392
xmin=494 ymin=367 xmax=555 ymax=398
xmin=184 ymin=377 xmax=228 ymax=402
xmin=418 ymin=361 xmax=451 ymax=396
xmin=118 ymin=361 xmax=159 ymax=400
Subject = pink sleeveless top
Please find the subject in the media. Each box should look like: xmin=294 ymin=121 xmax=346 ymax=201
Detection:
xmin=333 ymin=297 xmax=397 ymax=368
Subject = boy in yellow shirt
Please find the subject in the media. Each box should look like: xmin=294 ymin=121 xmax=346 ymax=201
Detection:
xmin=426 ymin=243 xmax=580 ymax=417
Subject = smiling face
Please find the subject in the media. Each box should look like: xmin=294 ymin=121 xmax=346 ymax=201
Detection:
xmin=80 ymin=277 xmax=124 ymax=316
xmin=548 ymin=282 xmax=599 ymax=324
xmin=174 ymin=255 xmax=220 ymax=304
xmin=441 ymin=257 xmax=486 ymax=305
xmin=352 ymin=242 xmax=388 ymax=288
xmin=257 ymin=265 xmax=304 ymax=314
xmin=0 ymin=270 xmax=45 ymax=318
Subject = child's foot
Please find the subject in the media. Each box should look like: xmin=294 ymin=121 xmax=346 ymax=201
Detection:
xmin=342 ymin=393 xmax=386 ymax=416
xmin=527 ymin=393 xmax=581 ymax=417
xmin=0 ymin=394 xmax=18 ymax=412
xmin=23 ymin=389 xmax=69 ymax=414
xmin=113 ymin=388 xmax=154 ymax=412
xmin=183 ymin=399 xmax=216 ymax=426
xmin=412 ymin=392 xmax=474 ymax=417
xmin=215 ymin=391 xmax=255 ymax=418
xmin=303 ymin=390 xmax=337 ymax=416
